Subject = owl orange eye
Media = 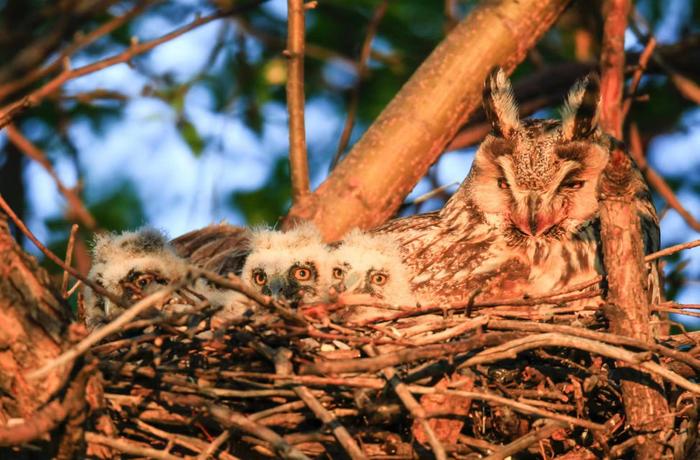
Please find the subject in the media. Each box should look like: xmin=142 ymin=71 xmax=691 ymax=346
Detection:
xmin=253 ymin=271 xmax=267 ymax=286
xmin=561 ymin=180 xmax=585 ymax=190
xmin=370 ymin=273 xmax=388 ymax=286
xmin=293 ymin=267 xmax=312 ymax=281
xmin=497 ymin=178 xmax=509 ymax=189
xmin=332 ymin=267 xmax=344 ymax=280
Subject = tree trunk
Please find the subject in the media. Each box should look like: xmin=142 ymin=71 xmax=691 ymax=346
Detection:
xmin=285 ymin=0 xmax=571 ymax=240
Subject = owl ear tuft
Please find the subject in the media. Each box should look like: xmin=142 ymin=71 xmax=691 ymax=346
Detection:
xmin=561 ymin=73 xmax=600 ymax=140
xmin=482 ymin=67 xmax=520 ymax=138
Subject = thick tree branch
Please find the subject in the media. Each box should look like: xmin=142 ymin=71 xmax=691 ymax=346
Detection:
xmin=285 ymin=0 xmax=571 ymax=239
xmin=598 ymin=1 xmax=672 ymax=455
xmin=286 ymin=0 xmax=310 ymax=204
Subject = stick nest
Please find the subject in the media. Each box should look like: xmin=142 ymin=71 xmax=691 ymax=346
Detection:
xmin=83 ymin=280 xmax=699 ymax=459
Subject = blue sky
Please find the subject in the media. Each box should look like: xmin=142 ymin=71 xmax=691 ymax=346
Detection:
xmin=10 ymin=0 xmax=700 ymax=319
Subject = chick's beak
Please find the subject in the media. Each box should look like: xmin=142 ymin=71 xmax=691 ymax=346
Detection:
xmin=266 ymin=275 xmax=287 ymax=300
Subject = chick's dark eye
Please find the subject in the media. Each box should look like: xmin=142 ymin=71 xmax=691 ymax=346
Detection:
xmin=332 ymin=268 xmax=344 ymax=279
xmin=497 ymin=177 xmax=509 ymax=189
xmin=293 ymin=267 xmax=312 ymax=281
xmin=561 ymin=180 xmax=585 ymax=190
xmin=371 ymin=273 xmax=388 ymax=286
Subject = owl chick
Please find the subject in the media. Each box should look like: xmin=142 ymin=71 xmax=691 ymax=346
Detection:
xmin=84 ymin=228 xmax=188 ymax=330
xmin=241 ymin=222 xmax=331 ymax=306
xmin=329 ymin=229 xmax=417 ymax=323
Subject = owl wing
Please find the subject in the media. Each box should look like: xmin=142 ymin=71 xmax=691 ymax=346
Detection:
xmin=170 ymin=223 xmax=250 ymax=275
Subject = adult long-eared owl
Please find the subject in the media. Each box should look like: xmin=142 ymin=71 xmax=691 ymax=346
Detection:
xmin=375 ymin=68 xmax=659 ymax=305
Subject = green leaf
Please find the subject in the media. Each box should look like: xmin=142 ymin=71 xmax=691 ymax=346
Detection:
xmin=178 ymin=118 xmax=205 ymax=156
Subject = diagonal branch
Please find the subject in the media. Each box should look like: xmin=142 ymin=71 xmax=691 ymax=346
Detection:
xmin=284 ymin=0 xmax=571 ymax=239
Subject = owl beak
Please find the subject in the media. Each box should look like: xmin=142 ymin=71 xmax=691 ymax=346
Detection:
xmin=344 ymin=272 xmax=362 ymax=292
xmin=513 ymin=194 xmax=557 ymax=237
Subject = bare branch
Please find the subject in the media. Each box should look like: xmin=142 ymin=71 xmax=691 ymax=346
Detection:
xmin=6 ymin=124 xmax=96 ymax=229
xmin=285 ymin=0 xmax=571 ymax=239
xmin=0 ymin=194 xmax=123 ymax=308
xmin=330 ymin=1 xmax=389 ymax=170
xmin=286 ymin=0 xmax=310 ymax=203
xmin=0 ymin=2 xmax=264 ymax=128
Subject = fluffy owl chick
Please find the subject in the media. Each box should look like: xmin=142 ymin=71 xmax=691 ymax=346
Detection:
xmin=241 ymin=223 xmax=330 ymax=306
xmin=84 ymin=228 xmax=188 ymax=330
xmin=329 ymin=229 xmax=416 ymax=323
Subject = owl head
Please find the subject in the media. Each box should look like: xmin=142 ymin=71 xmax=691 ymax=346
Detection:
xmin=465 ymin=67 xmax=608 ymax=240
xmin=329 ymin=229 xmax=416 ymax=307
xmin=241 ymin=222 xmax=330 ymax=306
xmin=85 ymin=228 xmax=188 ymax=328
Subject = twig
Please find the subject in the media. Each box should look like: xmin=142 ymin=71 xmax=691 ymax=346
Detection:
xmin=286 ymin=0 xmax=310 ymax=203
xmin=272 ymin=347 xmax=368 ymax=460
xmin=6 ymin=125 xmax=96 ymax=229
xmin=0 ymin=3 xmax=264 ymax=128
xmin=407 ymin=385 xmax=605 ymax=432
xmin=86 ymin=432 xmax=182 ymax=460
xmin=26 ymin=283 xmax=181 ymax=380
xmin=629 ymin=124 xmax=700 ymax=232
xmin=195 ymin=268 xmax=308 ymax=326
xmin=196 ymin=431 xmax=232 ymax=460
xmin=208 ymin=404 xmax=311 ymax=460
xmin=330 ymin=0 xmax=388 ymax=170
xmin=301 ymin=332 xmax=519 ymax=375
xmin=645 ymin=238 xmax=700 ymax=262
xmin=458 ymin=333 xmax=700 ymax=394
xmin=621 ymin=36 xmax=656 ymax=120
xmin=487 ymin=319 xmax=700 ymax=371
xmin=0 ymin=193 xmax=123 ymax=308
xmin=483 ymin=421 xmax=565 ymax=460
xmin=62 ymin=223 xmax=79 ymax=298
xmin=0 ymin=2 xmax=155 ymax=102
xmin=364 ymin=344 xmax=447 ymax=460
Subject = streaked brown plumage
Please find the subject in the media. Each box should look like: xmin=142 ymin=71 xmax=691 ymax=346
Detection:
xmin=375 ymin=68 xmax=660 ymax=306
xmin=171 ymin=222 xmax=251 ymax=276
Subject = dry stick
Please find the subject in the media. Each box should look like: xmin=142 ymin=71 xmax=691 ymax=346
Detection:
xmin=301 ymin=332 xmax=519 ymax=375
xmin=270 ymin=346 xmax=368 ymax=460
xmin=458 ymin=333 xmax=700 ymax=394
xmin=196 ymin=431 xmax=232 ymax=460
xmin=6 ymin=125 xmax=96 ymax=229
xmin=483 ymin=421 xmax=565 ymax=460
xmin=0 ymin=194 xmax=124 ymax=308
xmin=621 ymin=35 xmax=656 ymax=119
xmin=645 ymin=238 xmax=700 ymax=262
xmin=487 ymin=319 xmax=700 ymax=371
xmin=286 ymin=0 xmax=310 ymax=203
xmin=86 ymin=432 xmax=182 ymax=460
xmin=62 ymin=223 xmax=79 ymax=298
xmin=629 ymin=124 xmax=700 ymax=233
xmin=407 ymin=385 xmax=605 ymax=432
xmin=0 ymin=2 xmax=264 ymax=128
xmin=208 ymin=404 xmax=311 ymax=460
xmin=329 ymin=0 xmax=389 ymax=170
xmin=363 ymin=344 xmax=447 ymax=460
xmin=27 ymin=283 xmax=180 ymax=380
xmin=0 ymin=1 xmax=155 ymax=102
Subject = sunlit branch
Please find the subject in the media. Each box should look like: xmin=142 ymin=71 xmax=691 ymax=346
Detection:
xmin=286 ymin=0 xmax=311 ymax=204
